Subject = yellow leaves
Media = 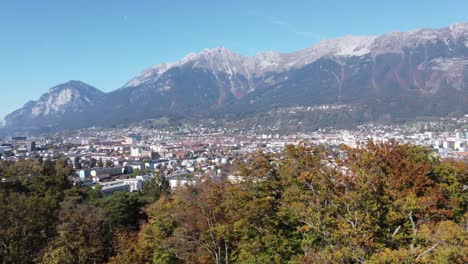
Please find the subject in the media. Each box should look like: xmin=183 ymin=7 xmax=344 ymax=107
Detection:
xmin=297 ymin=225 xmax=311 ymax=233
xmin=394 ymin=192 xmax=419 ymax=214
xmin=418 ymin=221 xmax=467 ymax=246
xmin=369 ymin=220 xmax=468 ymax=263
xmin=368 ymin=248 xmax=414 ymax=264
xmin=111 ymin=143 xmax=468 ymax=263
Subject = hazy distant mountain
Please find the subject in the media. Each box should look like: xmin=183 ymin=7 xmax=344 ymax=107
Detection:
xmin=3 ymin=23 xmax=467 ymax=133
xmin=3 ymin=81 xmax=105 ymax=131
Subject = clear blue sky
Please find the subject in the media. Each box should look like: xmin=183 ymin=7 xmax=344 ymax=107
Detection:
xmin=0 ymin=0 xmax=467 ymax=119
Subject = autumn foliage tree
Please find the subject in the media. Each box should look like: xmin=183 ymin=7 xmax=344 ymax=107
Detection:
xmin=0 ymin=158 xmax=73 ymax=263
xmin=116 ymin=142 xmax=467 ymax=263
xmin=1 ymin=142 xmax=466 ymax=264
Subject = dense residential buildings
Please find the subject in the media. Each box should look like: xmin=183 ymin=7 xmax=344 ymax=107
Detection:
xmin=1 ymin=115 xmax=467 ymax=194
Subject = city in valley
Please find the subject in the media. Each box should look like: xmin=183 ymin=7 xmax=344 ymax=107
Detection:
xmin=2 ymin=115 xmax=467 ymax=195
xmin=1 ymin=2 xmax=467 ymax=262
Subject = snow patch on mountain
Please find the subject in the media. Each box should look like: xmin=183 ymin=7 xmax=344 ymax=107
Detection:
xmin=123 ymin=63 xmax=176 ymax=88
xmin=121 ymin=35 xmax=376 ymax=98
xmin=122 ymin=22 xmax=467 ymax=96
xmin=450 ymin=22 xmax=468 ymax=38
xmin=3 ymin=23 xmax=467 ymax=132
xmin=427 ymin=58 xmax=468 ymax=71
xmin=318 ymin=35 xmax=377 ymax=56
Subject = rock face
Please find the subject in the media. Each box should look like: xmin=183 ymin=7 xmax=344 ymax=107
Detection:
xmin=3 ymin=23 xmax=468 ymax=132
xmin=230 ymin=23 xmax=468 ymax=118
xmin=3 ymin=81 xmax=104 ymax=131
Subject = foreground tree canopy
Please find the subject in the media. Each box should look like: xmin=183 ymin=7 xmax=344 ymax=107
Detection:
xmin=110 ymin=142 xmax=467 ymax=264
xmin=1 ymin=141 xmax=467 ymax=263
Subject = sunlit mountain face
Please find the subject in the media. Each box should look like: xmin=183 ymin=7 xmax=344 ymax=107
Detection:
xmin=3 ymin=23 xmax=467 ymax=133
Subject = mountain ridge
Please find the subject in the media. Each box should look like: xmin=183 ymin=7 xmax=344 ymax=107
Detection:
xmin=3 ymin=22 xmax=467 ymax=133
xmin=125 ymin=22 xmax=467 ymax=85
xmin=3 ymin=81 xmax=105 ymax=130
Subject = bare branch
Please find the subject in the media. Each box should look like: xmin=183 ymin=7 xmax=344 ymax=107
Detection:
xmin=415 ymin=243 xmax=439 ymax=261
xmin=408 ymin=211 xmax=417 ymax=251
xmin=392 ymin=225 xmax=401 ymax=238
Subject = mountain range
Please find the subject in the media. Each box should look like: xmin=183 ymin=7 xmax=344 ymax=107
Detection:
xmin=3 ymin=23 xmax=467 ymax=133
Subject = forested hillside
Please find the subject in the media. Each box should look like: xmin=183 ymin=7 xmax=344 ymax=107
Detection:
xmin=1 ymin=142 xmax=467 ymax=263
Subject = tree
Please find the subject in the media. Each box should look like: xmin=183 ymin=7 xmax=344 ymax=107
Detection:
xmin=104 ymin=159 xmax=114 ymax=168
xmin=0 ymin=191 xmax=57 ymax=263
xmin=139 ymin=180 xmax=235 ymax=264
xmin=74 ymin=156 xmax=82 ymax=170
xmin=97 ymin=192 xmax=145 ymax=231
xmin=90 ymin=158 xmax=97 ymax=168
xmin=40 ymin=198 xmax=112 ymax=264
xmin=4 ymin=143 xmax=464 ymax=263
xmin=124 ymin=143 xmax=467 ymax=263
xmin=142 ymin=172 xmax=170 ymax=202
xmin=369 ymin=220 xmax=468 ymax=263
xmin=132 ymin=168 xmax=141 ymax=177
xmin=0 ymin=158 xmax=73 ymax=263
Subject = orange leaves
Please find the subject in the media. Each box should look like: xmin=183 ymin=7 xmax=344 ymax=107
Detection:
xmin=118 ymin=143 xmax=467 ymax=263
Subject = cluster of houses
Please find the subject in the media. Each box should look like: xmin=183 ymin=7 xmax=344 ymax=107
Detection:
xmin=2 ymin=115 xmax=467 ymax=195
xmin=74 ymin=152 xmax=229 ymax=194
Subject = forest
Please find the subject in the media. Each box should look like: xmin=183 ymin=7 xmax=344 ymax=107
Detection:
xmin=0 ymin=141 xmax=467 ymax=263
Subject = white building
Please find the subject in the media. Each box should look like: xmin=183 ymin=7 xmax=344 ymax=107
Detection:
xmin=443 ymin=141 xmax=455 ymax=149
xmin=125 ymin=135 xmax=141 ymax=145
xmin=123 ymin=179 xmax=143 ymax=192
xmin=167 ymin=176 xmax=194 ymax=189
xmin=90 ymin=166 xmax=126 ymax=178
xmin=98 ymin=176 xmax=148 ymax=194
xmin=424 ymin=132 xmax=435 ymax=139
xmin=131 ymin=147 xmax=142 ymax=157
xmin=454 ymin=141 xmax=465 ymax=150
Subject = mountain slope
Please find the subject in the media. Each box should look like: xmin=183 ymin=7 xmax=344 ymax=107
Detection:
xmin=98 ymin=22 xmax=467 ymax=126
xmin=3 ymin=23 xmax=468 ymax=132
xmin=3 ymin=81 xmax=105 ymax=131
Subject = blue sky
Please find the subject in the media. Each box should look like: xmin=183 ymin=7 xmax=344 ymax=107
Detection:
xmin=0 ymin=0 xmax=467 ymax=119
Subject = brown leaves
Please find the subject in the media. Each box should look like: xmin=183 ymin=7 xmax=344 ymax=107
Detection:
xmin=116 ymin=142 xmax=467 ymax=263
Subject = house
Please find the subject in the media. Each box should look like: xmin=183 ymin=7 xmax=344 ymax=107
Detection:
xmin=26 ymin=141 xmax=36 ymax=152
xmin=0 ymin=146 xmax=12 ymax=155
xmin=90 ymin=166 xmax=126 ymax=178
xmin=93 ymin=174 xmax=112 ymax=182
xmin=443 ymin=141 xmax=455 ymax=149
xmin=130 ymin=147 xmax=142 ymax=157
xmin=136 ymin=175 xmax=151 ymax=182
xmin=98 ymin=177 xmax=147 ymax=194
xmin=99 ymin=180 xmax=130 ymax=194
xmin=79 ymin=169 xmax=91 ymax=179
xmin=166 ymin=175 xmax=195 ymax=189
xmin=123 ymin=178 xmax=143 ymax=192
xmin=125 ymin=162 xmax=144 ymax=171
xmin=125 ymin=134 xmax=141 ymax=145
xmin=165 ymin=170 xmax=195 ymax=189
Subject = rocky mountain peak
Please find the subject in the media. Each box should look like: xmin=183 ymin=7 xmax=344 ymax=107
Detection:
xmin=3 ymin=23 xmax=467 ymax=133
xmin=123 ymin=46 xmax=249 ymax=89
xmin=449 ymin=22 xmax=468 ymax=37
xmin=3 ymin=81 xmax=104 ymax=129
